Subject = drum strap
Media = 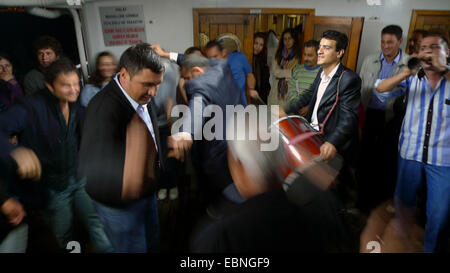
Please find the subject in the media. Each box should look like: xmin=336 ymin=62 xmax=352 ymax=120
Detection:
xmin=289 ymin=70 xmax=347 ymax=145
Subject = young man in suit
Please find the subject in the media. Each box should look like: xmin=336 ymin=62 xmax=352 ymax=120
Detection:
xmin=282 ymin=30 xmax=362 ymax=207
xmin=78 ymin=44 xmax=164 ymax=253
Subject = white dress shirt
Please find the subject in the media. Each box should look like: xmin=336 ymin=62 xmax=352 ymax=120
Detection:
xmin=310 ymin=63 xmax=340 ymax=131
xmin=114 ymin=74 xmax=158 ymax=150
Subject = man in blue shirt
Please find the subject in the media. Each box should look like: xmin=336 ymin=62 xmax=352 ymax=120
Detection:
xmin=376 ymin=33 xmax=450 ymax=253
xmin=150 ymin=42 xmax=257 ymax=106
xmin=204 ymin=40 xmax=256 ymax=106
xmin=357 ymin=25 xmax=410 ymax=213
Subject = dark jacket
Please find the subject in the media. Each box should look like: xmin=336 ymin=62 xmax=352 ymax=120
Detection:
xmin=191 ymin=185 xmax=353 ymax=253
xmin=0 ymin=88 xmax=83 ymax=193
xmin=286 ymin=64 xmax=361 ymax=163
xmin=78 ymin=79 xmax=163 ymax=207
xmin=184 ymin=59 xmax=244 ymax=196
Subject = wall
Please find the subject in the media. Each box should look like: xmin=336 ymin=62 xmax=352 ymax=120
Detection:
xmin=81 ymin=0 xmax=450 ymax=73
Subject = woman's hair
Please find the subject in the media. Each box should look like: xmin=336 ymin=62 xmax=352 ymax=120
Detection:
xmin=253 ymin=32 xmax=267 ymax=58
xmin=274 ymin=28 xmax=301 ymax=64
xmin=89 ymin=51 xmax=116 ymax=88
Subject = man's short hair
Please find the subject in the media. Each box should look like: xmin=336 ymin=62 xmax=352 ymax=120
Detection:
xmin=44 ymin=57 xmax=78 ymax=85
xmin=413 ymin=29 xmax=428 ymax=37
xmin=184 ymin=46 xmax=202 ymax=55
xmin=304 ymin=40 xmax=320 ymax=52
xmin=180 ymin=54 xmax=210 ymax=70
xmin=119 ymin=43 xmax=164 ymax=78
xmin=205 ymin=40 xmax=224 ymax=51
xmin=33 ymin=35 xmax=63 ymax=57
xmin=321 ymin=30 xmax=348 ymax=53
xmin=382 ymin=25 xmax=403 ymax=40
xmin=423 ymin=31 xmax=449 ymax=50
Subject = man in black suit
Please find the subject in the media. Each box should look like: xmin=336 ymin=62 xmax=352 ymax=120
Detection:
xmin=168 ymin=54 xmax=246 ymax=216
xmin=78 ymin=44 xmax=164 ymax=253
xmin=283 ymin=30 xmax=361 ymax=206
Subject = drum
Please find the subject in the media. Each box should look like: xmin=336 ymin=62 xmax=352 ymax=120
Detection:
xmin=272 ymin=115 xmax=342 ymax=191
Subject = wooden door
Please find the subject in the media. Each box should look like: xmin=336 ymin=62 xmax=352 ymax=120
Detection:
xmin=303 ymin=16 xmax=364 ymax=71
xmin=407 ymin=10 xmax=450 ymax=54
xmin=194 ymin=9 xmax=315 ymax=65
xmin=195 ymin=14 xmax=255 ymax=64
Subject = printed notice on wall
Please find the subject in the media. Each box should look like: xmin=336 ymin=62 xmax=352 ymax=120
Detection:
xmin=100 ymin=5 xmax=147 ymax=47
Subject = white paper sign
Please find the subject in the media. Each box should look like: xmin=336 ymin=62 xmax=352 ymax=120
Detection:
xmin=100 ymin=5 xmax=147 ymax=47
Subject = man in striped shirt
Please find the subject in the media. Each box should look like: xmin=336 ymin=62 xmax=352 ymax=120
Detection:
xmin=287 ymin=40 xmax=321 ymax=116
xmin=376 ymin=33 xmax=450 ymax=252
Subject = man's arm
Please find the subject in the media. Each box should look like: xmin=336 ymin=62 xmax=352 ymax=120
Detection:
xmin=0 ymin=105 xmax=42 ymax=182
xmin=150 ymin=44 xmax=185 ymax=66
xmin=167 ymin=93 xmax=208 ymax=162
xmin=246 ymin=72 xmax=261 ymax=100
xmin=376 ymin=68 xmax=411 ymax=93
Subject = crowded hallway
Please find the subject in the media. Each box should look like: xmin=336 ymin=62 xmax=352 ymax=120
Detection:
xmin=0 ymin=0 xmax=449 ymax=255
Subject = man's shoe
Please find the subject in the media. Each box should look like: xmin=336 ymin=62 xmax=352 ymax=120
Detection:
xmin=158 ymin=189 xmax=167 ymax=200
xmin=169 ymin=187 xmax=178 ymax=200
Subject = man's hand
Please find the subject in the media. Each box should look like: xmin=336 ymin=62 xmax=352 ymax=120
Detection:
xmin=401 ymin=66 xmax=415 ymax=78
xmin=10 ymin=147 xmax=42 ymax=180
xmin=150 ymin=44 xmax=170 ymax=59
xmin=277 ymin=108 xmax=287 ymax=118
xmin=1 ymin=198 xmax=26 ymax=226
xmin=320 ymin=141 xmax=337 ymax=162
xmin=428 ymin=53 xmax=448 ymax=73
xmin=298 ymin=106 xmax=308 ymax=117
xmin=167 ymin=132 xmax=193 ymax=162
xmin=249 ymin=89 xmax=259 ymax=99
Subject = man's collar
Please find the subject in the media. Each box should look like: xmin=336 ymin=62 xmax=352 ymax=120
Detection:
xmin=380 ymin=49 xmax=402 ymax=64
xmin=320 ymin=63 xmax=340 ymax=80
xmin=114 ymin=73 xmax=143 ymax=111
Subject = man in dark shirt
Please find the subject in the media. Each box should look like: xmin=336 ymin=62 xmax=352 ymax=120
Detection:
xmin=0 ymin=58 xmax=112 ymax=252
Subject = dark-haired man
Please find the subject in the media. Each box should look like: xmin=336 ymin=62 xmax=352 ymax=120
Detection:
xmin=151 ymin=41 xmax=256 ymax=106
xmin=24 ymin=36 xmax=63 ymax=96
xmin=376 ymin=33 xmax=450 ymax=253
xmin=283 ymin=30 xmax=361 ymax=207
xmin=78 ymin=44 xmax=164 ymax=253
xmin=358 ymin=25 xmax=410 ymax=212
xmin=0 ymin=58 xmax=113 ymax=252
xmin=288 ymin=40 xmax=321 ymax=116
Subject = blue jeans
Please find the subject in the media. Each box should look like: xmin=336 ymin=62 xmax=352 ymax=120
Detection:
xmin=92 ymin=193 xmax=159 ymax=253
xmin=41 ymin=176 xmax=114 ymax=253
xmin=395 ymin=156 xmax=450 ymax=252
xmin=0 ymin=223 xmax=28 ymax=253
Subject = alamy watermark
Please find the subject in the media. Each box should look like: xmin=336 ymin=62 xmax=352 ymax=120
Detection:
xmin=170 ymin=98 xmax=280 ymax=151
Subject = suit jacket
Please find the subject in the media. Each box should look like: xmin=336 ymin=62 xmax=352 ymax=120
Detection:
xmin=184 ymin=59 xmax=244 ymax=197
xmin=286 ymin=64 xmax=361 ymax=163
xmin=78 ymin=79 xmax=163 ymax=207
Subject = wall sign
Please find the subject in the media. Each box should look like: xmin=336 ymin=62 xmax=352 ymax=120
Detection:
xmin=100 ymin=5 xmax=147 ymax=47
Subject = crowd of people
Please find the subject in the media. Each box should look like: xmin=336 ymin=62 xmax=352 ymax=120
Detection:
xmin=0 ymin=23 xmax=449 ymax=253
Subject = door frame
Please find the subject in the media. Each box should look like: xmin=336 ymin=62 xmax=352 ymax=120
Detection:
xmin=407 ymin=9 xmax=450 ymax=43
xmin=303 ymin=16 xmax=364 ymax=71
xmin=193 ymin=8 xmax=315 ymax=48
